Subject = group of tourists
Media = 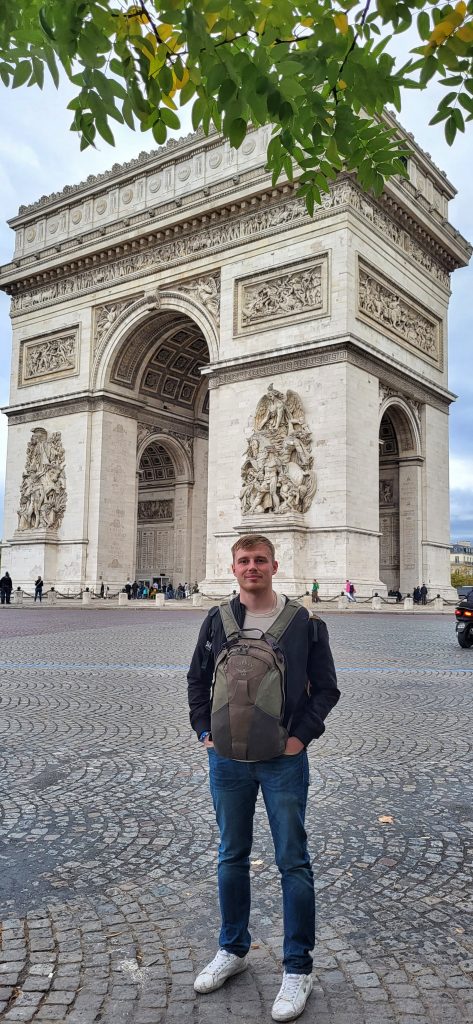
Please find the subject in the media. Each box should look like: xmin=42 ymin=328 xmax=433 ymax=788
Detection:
xmin=413 ymin=583 xmax=428 ymax=605
xmin=123 ymin=580 xmax=199 ymax=600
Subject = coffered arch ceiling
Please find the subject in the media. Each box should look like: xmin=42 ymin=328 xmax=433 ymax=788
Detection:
xmin=139 ymin=442 xmax=176 ymax=486
xmin=109 ymin=311 xmax=209 ymax=413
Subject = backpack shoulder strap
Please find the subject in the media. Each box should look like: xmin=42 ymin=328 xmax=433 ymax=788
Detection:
xmin=219 ymin=601 xmax=241 ymax=643
xmin=265 ymin=599 xmax=303 ymax=644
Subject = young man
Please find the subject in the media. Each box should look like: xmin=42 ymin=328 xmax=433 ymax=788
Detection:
xmin=187 ymin=534 xmax=340 ymax=1022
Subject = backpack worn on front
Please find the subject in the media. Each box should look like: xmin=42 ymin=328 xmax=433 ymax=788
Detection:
xmin=210 ymin=599 xmax=302 ymax=761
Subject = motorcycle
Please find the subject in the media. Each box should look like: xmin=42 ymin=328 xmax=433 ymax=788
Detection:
xmin=455 ymin=598 xmax=473 ymax=648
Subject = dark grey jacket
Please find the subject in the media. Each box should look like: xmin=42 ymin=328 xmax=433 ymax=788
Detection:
xmin=187 ymin=596 xmax=340 ymax=748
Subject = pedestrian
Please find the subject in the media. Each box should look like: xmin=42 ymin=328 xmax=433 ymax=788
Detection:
xmin=413 ymin=586 xmax=419 ymax=605
xmin=100 ymin=581 xmax=105 ymax=598
xmin=125 ymin=580 xmax=132 ymax=600
xmin=420 ymin=582 xmax=428 ymax=606
xmin=345 ymin=579 xmax=355 ymax=602
xmin=34 ymin=576 xmax=43 ymax=603
xmin=311 ymin=578 xmax=320 ymax=603
xmin=188 ymin=533 xmax=340 ymax=1022
xmin=131 ymin=580 xmax=138 ymax=599
xmin=0 ymin=571 xmax=13 ymax=605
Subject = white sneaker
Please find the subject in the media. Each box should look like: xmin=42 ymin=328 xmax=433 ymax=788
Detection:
xmin=271 ymin=972 xmax=313 ymax=1022
xmin=194 ymin=949 xmax=248 ymax=993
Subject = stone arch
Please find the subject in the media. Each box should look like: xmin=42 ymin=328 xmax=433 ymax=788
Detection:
xmin=137 ymin=430 xmax=194 ymax=485
xmin=379 ymin=398 xmax=423 ymax=594
xmin=93 ymin=288 xmax=218 ymax=393
xmin=378 ymin=396 xmax=421 ymax=457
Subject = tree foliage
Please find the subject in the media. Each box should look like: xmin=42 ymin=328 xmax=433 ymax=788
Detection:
xmin=1 ymin=0 xmax=473 ymax=211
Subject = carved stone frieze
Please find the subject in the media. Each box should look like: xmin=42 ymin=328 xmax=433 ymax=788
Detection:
xmin=19 ymin=330 xmax=78 ymax=386
xmin=236 ymin=257 xmax=328 ymax=334
xmin=173 ymin=272 xmax=220 ymax=324
xmin=17 ymin=427 xmax=67 ymax=531
xmin=93 ymin=296 xmax=141 ymax=355
xmin=138 ymin=499 xmax=174 ymax=522
xmin=9 ymin=177 xmax=452 ymax=318
xmin=358 ymin=262 xmax=441 ymax=367
xmin=241 ymin=385 xmax=316 ymax=517
xmin=379 ymin=479 xmax=394 ymax=506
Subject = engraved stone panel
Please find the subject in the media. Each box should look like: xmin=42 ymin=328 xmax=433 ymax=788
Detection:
xmin=138 ymin=499 xmax=174 ymax=521
xmin=19 ymin=330 xmax=78 ymax=387
xmin=17 ymin=428 xmax=67 ymax=531
xmin=93 ymin=296 xmax=139 ymax=356
xmin=235 ymin=256 xmax=328 ymax=335
xmin=358 ymin=261 xmax=442 ymax=367
xmin=241 ymin=385 xmax=316 ymax=516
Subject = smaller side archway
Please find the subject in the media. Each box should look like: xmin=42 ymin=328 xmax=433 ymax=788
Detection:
xmin=379 ymin=399 xmax=423 ymax=596
xmin=135 ymin=432 xmax=196 ymax=590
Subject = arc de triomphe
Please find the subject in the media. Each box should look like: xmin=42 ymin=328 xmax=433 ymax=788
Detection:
xmin=0 ymin=119 xmax=470 ymax=597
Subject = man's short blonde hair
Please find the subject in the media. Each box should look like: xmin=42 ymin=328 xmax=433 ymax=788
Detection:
xmin=231 ymin=534 xmax=276 ymax=563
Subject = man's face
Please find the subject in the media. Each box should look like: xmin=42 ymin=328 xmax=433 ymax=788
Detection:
xmin=232 ymin=544 xmax=278 ymax=595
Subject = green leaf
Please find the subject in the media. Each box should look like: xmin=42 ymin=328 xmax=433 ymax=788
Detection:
xmin=39 ymin=7 xmax=55 ymax=41
xmin=459 ymin=93 xmax=473 ymax=115
xmin=122 ymin=96 xmax=135 ymax=129
xmin=445 ymin=114 xmax=457 ymax=144
xmin=417 ymin=12 xmax=430 ymax=40
xmin=192 ymin=96 xmax=205 ymax=130
xmin=160 ymin=106 xmax=180 ymax=129
xmin=228 ymin=117 xmax=247 ymax=148
xmin=180 ymin=78 xmax=196 ymax=104
xmin=12 ymin=61 xmax=32 ymax=88
xmin=152 ymin=119 xmax=167 ymax=144
xmin=218 ymin=77 xmax=237 ymax=105
xmin=158 ymin=64 xmax=173 ymax=93
xmin=95 ymin=118 xmax=115 ymax=145
xmin=452 ymin=107 xmax=465 ymax=132
xmin=267 ymin=89 xmax=281 ymax=115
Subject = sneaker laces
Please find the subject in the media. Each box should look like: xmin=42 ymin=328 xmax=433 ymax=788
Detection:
xmin=211 ymin=949 xmax=235 ymax=970
xmin=278 ymin=973 xmax=305 ymax=1000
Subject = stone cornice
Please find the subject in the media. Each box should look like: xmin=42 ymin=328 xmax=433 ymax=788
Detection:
xmin=204 ymin=333 xmax=455 ymax=411
xmin=1 ymin=178 xmax=468 ymax=326
xmin=2 ymin=390 xmax=209 ymax=435
xmin=1 ymin=125 xmax=470 ymax=293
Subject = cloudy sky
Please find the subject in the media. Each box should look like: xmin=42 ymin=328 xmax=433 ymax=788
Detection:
xmin=0 ymin=55 xmax=472 ymax=541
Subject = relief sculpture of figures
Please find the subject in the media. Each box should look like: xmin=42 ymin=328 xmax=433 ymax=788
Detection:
xmin=240 ymin=385 xmax=316 ymax=516
xmin=17 ymin=428 xmax=67 ymax=531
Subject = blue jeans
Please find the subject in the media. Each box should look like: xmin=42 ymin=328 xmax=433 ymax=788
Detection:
xmin=208 ymin=748 xmax=314 ymax=974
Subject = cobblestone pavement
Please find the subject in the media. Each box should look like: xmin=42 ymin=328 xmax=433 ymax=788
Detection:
xmin=0 ymin=607 xmax=472 ymax=1024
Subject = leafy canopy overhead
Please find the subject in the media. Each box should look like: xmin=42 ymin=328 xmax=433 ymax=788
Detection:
xmin=1 ymin=0 xmax=473 ymax=212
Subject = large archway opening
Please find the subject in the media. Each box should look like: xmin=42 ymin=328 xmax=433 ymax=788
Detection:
xmin=379 ymin=402 xmax=422 ymax=596
xmin=102 ymin=307 xmax=211 ymax=589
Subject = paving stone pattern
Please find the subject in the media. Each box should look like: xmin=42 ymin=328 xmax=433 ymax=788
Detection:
xmin=0 ymin=608 xmax=472 ymax=1024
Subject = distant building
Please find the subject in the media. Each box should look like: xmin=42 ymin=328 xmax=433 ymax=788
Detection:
xmin=450 ymin=541 xmax=473 ymax=575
